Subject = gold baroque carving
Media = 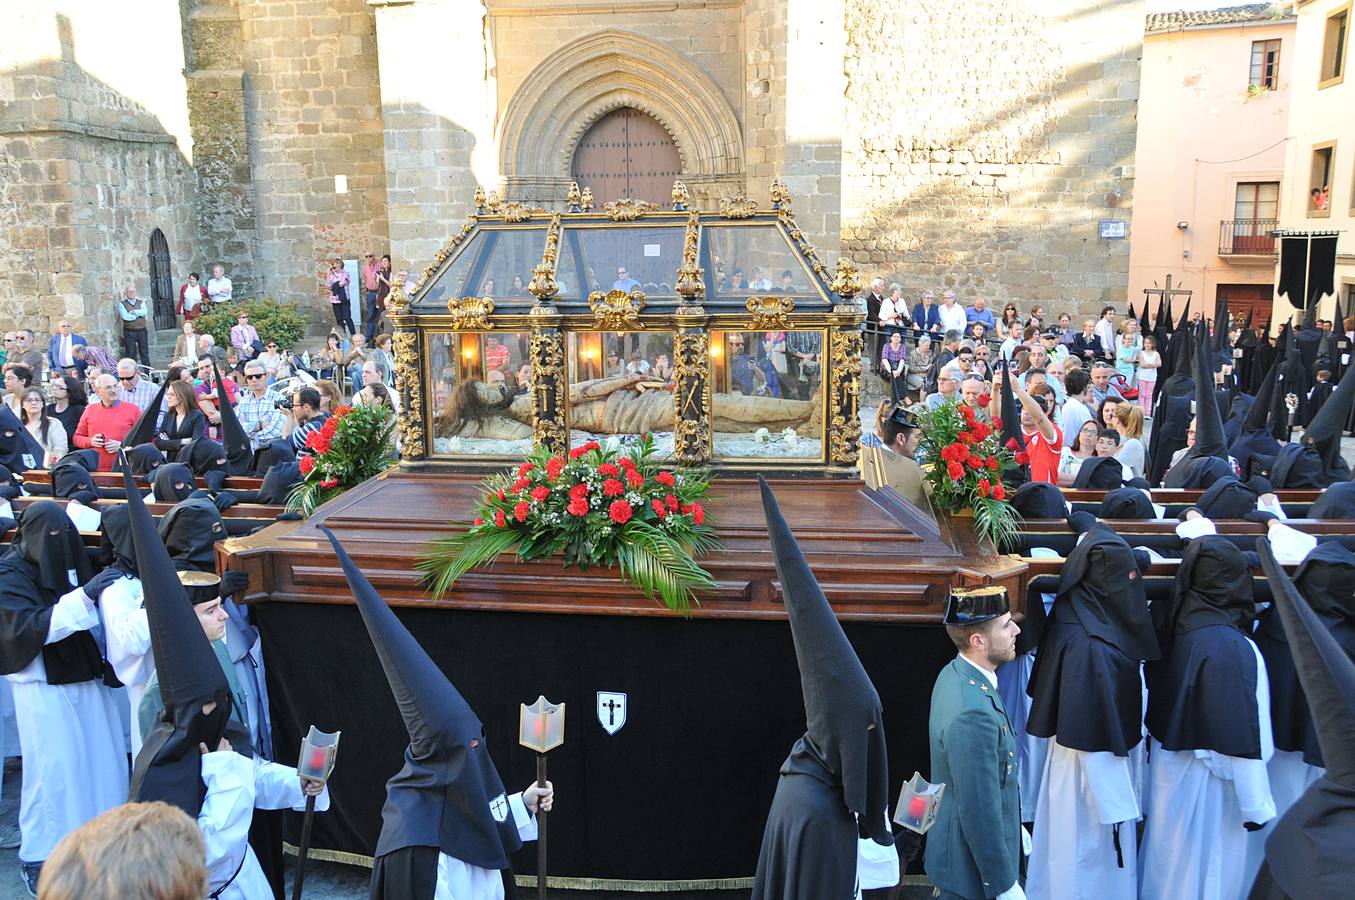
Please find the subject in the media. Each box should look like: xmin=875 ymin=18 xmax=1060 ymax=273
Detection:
xmin=392 ymin=330 xmax=425 ymax=459
xmin=603 ymin=197 xmax=658 ymax=221
xmin=674 ymin=209 xmax=705 ymax=301
xmin=673 ymin=331 xmax=710 ymax=464
xmin=745 ymin=296 xmax=795 ymax=331
xmin=828 ymin=329 xmax=863 ymax=465
xmin=769 ymin=178 xmax=791 ymax=211
xmin=718 ymin=196 xmax=758 ymax=219
xmin=671 ymin=180 xmax=689 ymax=211
xmin=529 ymin=213 xmax=562 ymax=302
xmin=529 ymin=332 xmax=567 ymax=452
xmin=385 ymin=279 xmax=410 ymax=315
xmin=446 ymin=297 xmax=495 ymax=330
xmin=588 ymin=289 xmax=647 ymax=331
xmin=500 ymin=202 xmax=540 ymax=223
xmin=566 ymin=181 xmax=582 ymax=212
xmin=580 ymin=186 xmax=594 ymax=212
xmin=829 ymin=258 xmax=863 ymax=301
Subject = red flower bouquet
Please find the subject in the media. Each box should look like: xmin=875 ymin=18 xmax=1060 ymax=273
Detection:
xmin=915 ymin=401 xmax=1020 ymax=548
xmin=285 ymin=403 xmax=396 ymax=515
xmin=418 ymin=434 xmax=719 ymax=614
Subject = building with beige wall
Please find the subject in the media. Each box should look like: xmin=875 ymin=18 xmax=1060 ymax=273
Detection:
xmin=1 ymin=0 xmax=1145 ymax=350
xmin=1274 ymin=0 xmax=1355 ymax=325
xmin=1129 ymin=4 xmax=1295 ymax=329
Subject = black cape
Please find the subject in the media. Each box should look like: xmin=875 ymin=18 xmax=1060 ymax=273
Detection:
xmin=751 ymin=748 xmax=859 ymax=900
xmin=0 ymin=501 xmax=102 ymax=684
xmin=1027 ymin=525 xmax=1160 ymax=755
xmin=1145 ymin=537 xmax=1261 ymax=758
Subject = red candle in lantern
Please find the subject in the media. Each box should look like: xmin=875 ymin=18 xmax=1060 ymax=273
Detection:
xmin=907 ymin=794 xmax=929 ymax=820
xmin=308 ymin=748 xmax=328 ymax=773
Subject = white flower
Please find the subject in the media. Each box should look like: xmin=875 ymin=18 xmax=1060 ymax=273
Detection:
xmin=754 ymin=427 xmax=771 ymax=444
xmin=782 ymin=428 xmax=799 ymax=449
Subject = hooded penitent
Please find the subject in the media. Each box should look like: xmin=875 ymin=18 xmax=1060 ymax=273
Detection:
xmin=1026 ymin=523 xmax=1160 ymax=755
xmin=250 ymin=440 xmax=294 ymax=477
xmin=1073 ymin=455 xmax=1130 ymax=490
xmin=1192 ymin=476 xmax=1258 ymax=520
xmin=158 ymin=496 xmax=227 ymax=573
xmin=51 ymin=453 xmax=99 ymax=507
xmin=0 ymin=501 xmax=102 ymax=684
xmin=123 ymin=378 xmax=170 ymax=450
xmin=1145 ymin=536 xmax=1262 ymax=758
xmin=125 ymin=443 xmax=166 ymax=481
xmin=1099 ymin=487 xmax=1156 ymax=520
xmin=320 ymin=526 xmax=525 ymax=878
xmin=1273 ymin=323 xmax=1308 ymax=442
xmin=1009 ymin=481 xmax=1066 ymax=520
xmin=97 ymin=504 xmax=137 ymax=577
xmin=1230 ymin=360 xmax=1281 ymax=479
xmin=1149 ymin=325 xmax=1197 ymax=486
xmin=125 ymin=465 xmax=251 ymax=818
xmin=751 ymin=477 xmax=892 ymax=900
xmin=1272 ymin=359 xmax=1355 ymax=488
xmin=179 ymin=437 xmax=231 ymax=492
xmin=256 ymin=462 xmax=302 ymax=507
xmin=212 ymin=360 xmax=253 ymax=476
xmin=152 ymin=463 xmax=197 ymax=504
xmin=1253 ymin=538 xmax=1355 ymax=899
xmin=1254 ymin=542 xmax=1355 ymax=769
xmin=0 ymin=406 xmax=44 ymax=475
xmin=1308 ymin=482 xmax=1355 ymax=519
xmin=1164 ymin=322 xmax=1230 ymax=488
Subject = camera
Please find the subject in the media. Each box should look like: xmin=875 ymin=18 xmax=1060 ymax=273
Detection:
xmin=275 ymin=397 xmax=293 ymax=410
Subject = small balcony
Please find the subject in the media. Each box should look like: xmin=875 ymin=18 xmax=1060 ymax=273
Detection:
xmin=1219 ymin=219 xmax=1278 ymax=258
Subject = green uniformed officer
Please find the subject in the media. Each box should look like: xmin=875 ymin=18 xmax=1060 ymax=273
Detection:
xmin=924 ymin=586 xmax=1026 ymax=900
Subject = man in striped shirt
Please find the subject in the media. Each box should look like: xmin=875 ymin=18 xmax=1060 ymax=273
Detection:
xmin=236 ymin=360 xmax=286 ymax=451
xmin=116 ymin=358 xmax=158 ymax=413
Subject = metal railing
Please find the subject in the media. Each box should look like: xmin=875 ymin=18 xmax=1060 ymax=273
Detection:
xmin=1218 ymin=219 xmax=1278 ymax=255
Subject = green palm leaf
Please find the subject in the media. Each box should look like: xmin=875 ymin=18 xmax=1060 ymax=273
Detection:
xmin=418 ymin=527 xmax=522 ymax=599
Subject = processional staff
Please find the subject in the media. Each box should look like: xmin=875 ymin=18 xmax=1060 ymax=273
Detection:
xmin=291 ymin=726 xmax=341 ymax=900
xmin=519 ymin=696 xmax=565 ymax=900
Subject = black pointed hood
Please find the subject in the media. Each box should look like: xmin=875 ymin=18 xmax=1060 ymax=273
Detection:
xmin=97 ymin=504 xmax=137 ymax=576
xmin=1242 ymin=359 xmax=1278 ymax=434
xmin=211 ymin=360 xmax=252 ymax=475
xmin=1139 ymin=297 xmax=1152 ymax=335
xmin=126 ymin=443 xmax=166 ymax=481
xmin=1054 ymin=523 xmax=1160 ymax=661
xmin=1292 ymin=541 xmax=1355 ymax=621
xmin=1309 ymin=482 xmax=1355 ymax=520
xmin=152 ymin=463 xmax=197 ymax=504
xmin=1302 ymin=356 xmax=1355 ymax=480
xmin=1193 ymin=476 xmax=1257 ymax=519
xmin=321 ymin=526 xmax=523 ymax=868
xmin=1009 ymin=481 xmax=1066 ymax=519
xmin=999 ymin=360 xmax=1024 ymax=453
xmin=1159 ymin=535 xmax=1255 ymax=637
xmin=1212 ymin=296 xmax=1229 ymax=354
xmin=758 ymin=477 xmax=892 ymax=845
xmin=124 ymin=378 xmax=169 ymax=449
xmin=0 ymin=406 xmax=43 ymax=474
xmin=125 ymin=461 xmax=250 ymax=818
xmin=1099 ymin=487 xmax=1156 ymax=520
xmin=1163 ymin=322 xmax=1228 ymax=487
xmin=1156 ymin=290 xmax=1170 ymax=335
xmin=1073 ymin=454 xmax=1129 ymax=490
xmin=1259 ymin=537 xmax=1355 ymax=785
xmin=158 ymin=496 xmax=226 ymax=573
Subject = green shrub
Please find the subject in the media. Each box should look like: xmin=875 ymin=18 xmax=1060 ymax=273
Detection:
xmin=195 ymin=298 xmax=309 ymax=352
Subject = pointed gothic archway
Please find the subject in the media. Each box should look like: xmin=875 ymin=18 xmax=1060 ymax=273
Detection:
xmin=498 ymin=31 xmax=744 ymax=206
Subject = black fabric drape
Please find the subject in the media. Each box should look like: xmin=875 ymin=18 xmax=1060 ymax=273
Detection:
xmin=256 ymin=602 xmax=953 ymax=881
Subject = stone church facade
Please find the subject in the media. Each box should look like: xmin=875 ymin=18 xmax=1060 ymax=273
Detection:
xmin=1 ymin=0 xmax=1143 ymax=345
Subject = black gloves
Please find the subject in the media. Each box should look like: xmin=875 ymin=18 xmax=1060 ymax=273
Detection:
xmin=82 ymin=567 xmax=125 ymax=601
xmin=1243 ymin=820 xmax=1265 ymax=832
xmin=220 ymin=570 xmax=250 ymax=601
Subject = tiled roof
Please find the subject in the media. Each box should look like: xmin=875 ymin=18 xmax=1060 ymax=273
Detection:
xmin=1146 ymin=3 xmax=1292 ymax=33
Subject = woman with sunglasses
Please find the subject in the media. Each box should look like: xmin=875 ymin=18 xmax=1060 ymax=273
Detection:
xmin=257 ymin=340 xmax=286 ymax=383
xmin=997 ymin=303 xmax=1021 ymax=340
xmin=45 ymin=375 xmax=87 ymax=447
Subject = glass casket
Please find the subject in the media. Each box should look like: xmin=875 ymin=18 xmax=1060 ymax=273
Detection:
xmin=385 ymin=183 xmax=868 ymax=473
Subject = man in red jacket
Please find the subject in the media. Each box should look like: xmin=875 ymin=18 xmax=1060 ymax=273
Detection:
xmin=73 ymin=374 xmax=141 ymax=471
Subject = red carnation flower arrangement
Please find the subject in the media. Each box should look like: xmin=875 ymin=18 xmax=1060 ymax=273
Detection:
xmin=912 ymin=399 xmax=1021 ymax=548
xmin=419 ymin=434 xmax=719 ymax=615
xmin=285 ymin=402 xmax=396 ymax=516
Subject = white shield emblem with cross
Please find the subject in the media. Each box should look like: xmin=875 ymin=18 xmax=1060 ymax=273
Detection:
xmin=596 ymin=691 xmax=627 ymax=735
xmin=489 ymin=793 xmax=509 ymax=823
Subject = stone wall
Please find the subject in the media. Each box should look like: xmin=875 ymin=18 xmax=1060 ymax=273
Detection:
xmin=0 ymin=6 xmax=197 ymax=347
xmin=234 ymin=0 xmax=389 ymax=310
xmin=842 ymin=0 xmax=1142 ymax=317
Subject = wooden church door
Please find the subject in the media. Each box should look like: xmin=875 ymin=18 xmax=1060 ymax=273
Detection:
xmin=570 ymin=107 xmax=682 ymax=205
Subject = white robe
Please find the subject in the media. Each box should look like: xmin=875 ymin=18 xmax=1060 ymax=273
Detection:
xmin=6 ymin=587 xmax=127 ymax=862
xmin=1241 ymin=749 xmax=1322 ymax=892
xmin=433 ymin=792 xmax=537 ymax=900
xmin=1026 ymin=741 xmax=1143 ymax=900
xmin=199 ymin=751 xmax=331 ymax=900
xmin=1139 ymin=641 xmax=1276 ymax=900
xmin=100 ymin=574 xmax=151 ymax=756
